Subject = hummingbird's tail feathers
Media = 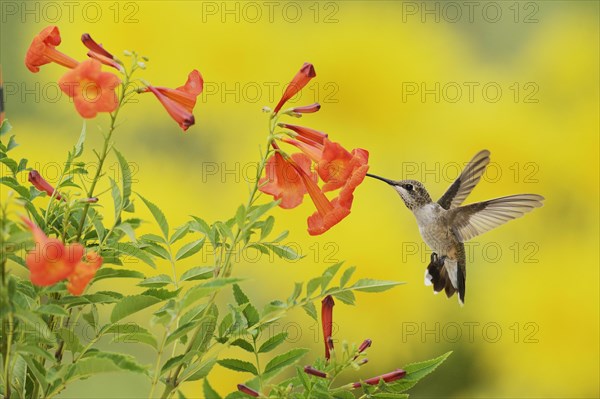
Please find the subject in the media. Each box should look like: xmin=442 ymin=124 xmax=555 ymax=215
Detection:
xmin=437 ymin=149 xmax=491 ymax=210
xmin=425 ymin=253 xmax=458 ymax=299
xmin=449 ymin=194 xmax=544 ymax=242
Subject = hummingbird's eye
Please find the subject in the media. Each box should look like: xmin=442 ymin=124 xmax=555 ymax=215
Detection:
xmin=404 ymin=184 xmax=413 ymax=191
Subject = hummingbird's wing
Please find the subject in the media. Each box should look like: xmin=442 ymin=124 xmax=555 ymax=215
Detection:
xmin=437 ymin=150 xmax=491 ymax=210
xmin=448 ymin=194 xmax=544 ymax=242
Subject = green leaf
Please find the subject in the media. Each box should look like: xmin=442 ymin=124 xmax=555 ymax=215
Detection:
xmin=36 ymin=304 xmax=68 ymax=317
xmin=263 ymin=348 xmax=308 ymax=375
xmin=15 ymin=311 xmax=55 ymax=344
xmin=95 ymin=352 xmax=148 ymax=374
xmin=260 ymin=216 xmax=275 ymax=240
xmin=73 ymin=122 xmax=86 ymax=157
xmin=15 ymin=344 xmax=54 ymax=363
xmin=306 ymin=277 xmax=322 ymax=297
xmin=232 ymin=284 xmax=259 ymax=327
xmin=58 ymin=328 xmax=83 ymax=354
xmin=170 ymin=224 xmax=190 ymax=244
xmin=404 ymin=351 xmax=452 ymax=382
xmin=165 ymin=322 xmax=196 ymax=346
xmin=182 ymin=278 xmax=242 ymax=308
xmin=93 ymin=268 xmax=145 ymax=282
xmin=110 ymin=177 xmax=122 ymax=220
xmin=138 ymin=194 xmax=169 ymax=239
xmin=262 ymin=243 xmax=302 ymax=261
xmin=231 ymin=338 xmax=254 ymax=353
xmin=108 ymin=327 xmax=158 ymax=350
xmin=115 ymin=223 xmax=137 ymax=243
xmin=111 ymin=295 xmax=162 ymax=323
xmin=339 ymin=266 xmax=356 ymax=288
xmin=114 ymin=148 xmax=132 ymax=207
xmin=113 ymin=242 xmax=156 ymax=268
xmin=179 ymin=266 xmax=214 ymax=282
xmin=302 ymin=302 xmax=318 ymax=320
xmin=288 ymin=282 xmax=303 ymax=304
xmin=176 ymin=238 xmax=205 ymax=261
xmin=138 ymin=274 xmax=173 ymax=288
xmin=333 ymin=290 xmax=356 ymax=305
xmin=258 ymin=332 xmax=288 ymax=353
xmin=247 ymin=201 xmax=279 ymax=223
xmin=235 ymin=204 xmax=246 ymax=228
xmin=0 ymin=119 xmax=13 ymax=136
xmin=217 ymin=359 xmax=258 ymax=375
xmin=350 ymin=279 xmax=404 ymax=293
xmin=183 ymin=358 xmax=217 ymax=381
xmin=160 ymin=355 xmax=186 ymax=375
xmin=203 ymin=379 xmax=222 ymax=399
xmin=320 ymin=262 xmax=344 ymax=292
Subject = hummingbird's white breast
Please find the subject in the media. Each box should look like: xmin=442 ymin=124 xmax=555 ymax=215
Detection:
xmin=412 ymin=203 xmax=454 ymax=255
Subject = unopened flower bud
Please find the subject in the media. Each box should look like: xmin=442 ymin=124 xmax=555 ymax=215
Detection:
xmin=237 ymin=384 xmax=259 ymax=397
xmin=304 ymin=366 xmax=328 ymax=378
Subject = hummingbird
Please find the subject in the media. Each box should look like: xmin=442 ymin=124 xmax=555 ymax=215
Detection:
xmin=366 ymin=150 xmax=544 ymax=305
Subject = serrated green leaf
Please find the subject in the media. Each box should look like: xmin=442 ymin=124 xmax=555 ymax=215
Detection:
xmin=217 ymin=359 xmax=258 ymax=374
xmin=302 ymin=301 xmax=318 ymax=320
xmin=247 ymin=201 xmax=279 ymax=223
xmin=339 ymin=266 xmax=356 ymax=288
xmin=321 ymin=262 xmax=344 ymax=292
xmin=235 ymin=204 xmax=246 ymax=228
xmin=115 ymin=223 xmax=137 ymax=243
xmin=160 ymin=355 xmax=186 ymax=375
xmin=288 ymin=282 xmax=303 ymax=304
xmin=184 ymin=358 xmax=217 ymax=381
xmin=350 ymin=279 xmax=404 ymax=293
xmin=73 ymin=122 xmax=86 ymax=157
xmin=110 ymin=177 xmax=122 ymax=220
xmin=111 ymin=295 xmax=161 ymax=323
xmin=138 ymin=194 xmax=169 ymax=239
xmin=258 ymin=332 xmax=288 ymax=353
xmin=113 ymin=242 xmax=156 ymax=268
xmin=260 ymin=215 xmax=275 ymax=240
xmin=165 ymin=322 xmax=196 ymax=346
xmin=170 ymin=224 xmax=190 ymax=244
xmin=15 ymin=344 xmax=54 ymax=363
xmin=231 ymin=338 xmax=254 ymax=353
xmin=182 ymin=278 xmax=242 ymax=308
xmin=179 ymin=266 xmax=214 ymax=282
xmin=176 ymin=238 xmax=205 ymax=261
xmin=333 ymin=290 xmax=356 ymax=305
xmin=138 ymin=274 xmax=173 ymax=288
xmin=263 ymin=348 xmax=308 ymax=375
xmin=262 ymin=243 xmax=302 ymax=261
xmin=306 ymin=277 xmax=322 ymax=297
xmin=203 ymin=379 xmax=222 ymax=399
xmin=93 ymin=268 xmax=145 ymax=282
xmin=36 ymin=304 xmax=68 ymax=317
xmin=114 ymin=148 xmax=132 ymax=207
xmin=403 ymin=351 xmax=452 ymax=382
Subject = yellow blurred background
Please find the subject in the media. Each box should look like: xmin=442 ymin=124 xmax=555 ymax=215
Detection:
xmin=1 ymin=1 xmax=598 ymax=398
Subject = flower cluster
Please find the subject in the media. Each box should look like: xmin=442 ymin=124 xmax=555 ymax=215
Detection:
xmin=259 ymin=63 xmax=370 ymax=235
xmin=25 ymin=26 xmax=203 ymax=130
xmin=20 ymin=217 xmax=102 ymax=295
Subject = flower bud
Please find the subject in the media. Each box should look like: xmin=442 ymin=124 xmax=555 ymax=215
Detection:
xmin=304 ymin=366 xmax=328 ymax=378
xmin=237 ymin=384 xmax=259 ymax=397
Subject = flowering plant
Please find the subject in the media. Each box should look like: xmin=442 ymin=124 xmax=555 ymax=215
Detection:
xmin=0 ymin=27 xmax=449 ymax=398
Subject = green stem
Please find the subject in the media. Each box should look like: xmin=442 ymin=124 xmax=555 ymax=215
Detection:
xmin=148 ymin=329 xmax=170 ymax=399
xmin=74 ymin=67 xmax=132 ymax=243
xmin=159 ymin=114 xmax=279 ymax=399
xmin=3 ymin=311 xmax=13 ymax=398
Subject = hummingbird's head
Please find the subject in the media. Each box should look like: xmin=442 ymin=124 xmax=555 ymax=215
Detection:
xmin=366 ymin=174 xmax=432 ymax=210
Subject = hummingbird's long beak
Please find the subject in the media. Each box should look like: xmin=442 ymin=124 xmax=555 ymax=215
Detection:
xmin=366 ymin=173 xmax=396 ymax=186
